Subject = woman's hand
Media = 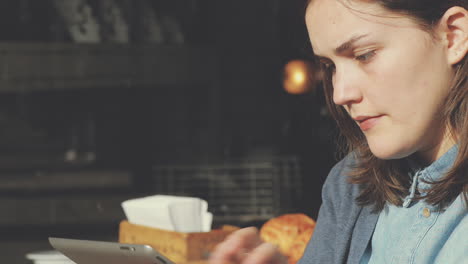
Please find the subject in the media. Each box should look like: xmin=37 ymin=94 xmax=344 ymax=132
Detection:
xmin=209 ymin=227 xmax=288 ymax=264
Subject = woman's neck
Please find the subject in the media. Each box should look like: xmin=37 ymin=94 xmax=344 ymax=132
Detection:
xmin=415 ymin=128 xmax=457 ymax=166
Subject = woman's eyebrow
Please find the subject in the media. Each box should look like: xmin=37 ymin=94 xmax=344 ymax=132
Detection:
xmin=313 ymin=33 xmax=370 ymax=59
xmin=335 ymin=34 xmax=369 ymax=55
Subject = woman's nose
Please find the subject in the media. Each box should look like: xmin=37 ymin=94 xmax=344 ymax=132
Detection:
xmin=332 ymin=68 xmax=363 ymax=106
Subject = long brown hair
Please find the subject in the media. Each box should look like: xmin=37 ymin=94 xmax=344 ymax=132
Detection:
xmin=308 ymin=0 xmax=468 ymax=211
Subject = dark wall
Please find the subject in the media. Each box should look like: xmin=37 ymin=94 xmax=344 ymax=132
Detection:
xmin=0 ymin=1 xmax=339 ymax=263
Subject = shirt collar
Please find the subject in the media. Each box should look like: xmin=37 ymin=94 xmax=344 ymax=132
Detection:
xmin=408 ymin=144 xmax=458 ymax=182
xmin=402 ymin=144 xmax=458 ymax=207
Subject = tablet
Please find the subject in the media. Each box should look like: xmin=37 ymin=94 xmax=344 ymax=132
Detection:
xmin=49 ymin=237 xmax=175 ymax=264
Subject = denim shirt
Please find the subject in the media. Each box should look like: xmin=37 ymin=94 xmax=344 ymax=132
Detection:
xmin=298 ymin=154 xmax=380 ymax=264
xmin=361 ymin=145 xmax=468 ymax=264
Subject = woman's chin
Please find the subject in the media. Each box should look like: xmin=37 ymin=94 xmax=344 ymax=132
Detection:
xmin=368 ymin=144 xmax=413 ymax=160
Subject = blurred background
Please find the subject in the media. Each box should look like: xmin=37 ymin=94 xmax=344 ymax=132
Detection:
xmin=0 ymin=0 xmax=339 ymax=263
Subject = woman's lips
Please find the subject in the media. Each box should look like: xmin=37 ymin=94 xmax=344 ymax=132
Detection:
xmin=354 ymin=115 xmax=383 ymax=131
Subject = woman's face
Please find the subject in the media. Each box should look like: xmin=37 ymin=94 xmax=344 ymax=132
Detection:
xmin=305 ymin=0 xmax=456 ymax=162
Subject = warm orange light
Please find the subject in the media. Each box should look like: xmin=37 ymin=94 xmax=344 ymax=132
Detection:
xmin=292 ymin=71 xmax=306 ymax=85
xmin=283 ymin=60 xmax=315 ymax=95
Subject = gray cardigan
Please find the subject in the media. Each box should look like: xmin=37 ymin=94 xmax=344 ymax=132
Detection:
xmin=299 ymin=155 xmax=379 ymax=264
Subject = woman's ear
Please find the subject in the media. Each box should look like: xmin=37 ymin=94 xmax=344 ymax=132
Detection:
xmin=438 ymin=6 xmax=468 ymax=65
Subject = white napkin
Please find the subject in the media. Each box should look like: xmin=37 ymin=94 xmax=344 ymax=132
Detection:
xmin=26 ymin=250 xmax=75 ymax=264
xmin=121 ymin=195 xmax=212 ymax=233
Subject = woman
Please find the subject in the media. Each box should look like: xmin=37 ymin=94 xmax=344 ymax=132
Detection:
xmin=209 ymin=0 xmax=468 ymax=263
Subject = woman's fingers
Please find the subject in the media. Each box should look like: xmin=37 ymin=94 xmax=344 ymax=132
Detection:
xmin=209 ymin=227 xmax=262 ymax=264
xmin=243 ymin=243 xmax=288 ymax=264
xmin=209 ymin=227 xmax=288 ymax=264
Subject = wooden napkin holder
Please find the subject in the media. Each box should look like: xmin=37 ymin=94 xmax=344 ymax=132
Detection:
xmin=119 ymin=220 xmax=239 ymax=264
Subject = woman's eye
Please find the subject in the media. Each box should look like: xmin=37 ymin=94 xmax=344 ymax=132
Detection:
xmin=355 ymin=50 xmax=376 ymax=62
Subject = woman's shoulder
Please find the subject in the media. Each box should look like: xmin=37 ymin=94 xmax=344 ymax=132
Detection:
xmin=324 ymin=152 xmax=357 ymax=186
xmin=322 ymin=152 xmax=361 ymax=203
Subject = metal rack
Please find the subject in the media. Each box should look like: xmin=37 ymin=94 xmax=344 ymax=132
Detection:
xmin=151 ymin=156 xmax=302 ymax=224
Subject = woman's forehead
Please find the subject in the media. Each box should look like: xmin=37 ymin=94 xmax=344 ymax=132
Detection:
xmin=305 ymin=0 xmax=376 ymax=53
xmin=305 ymin=0 xmax=418 ymax=55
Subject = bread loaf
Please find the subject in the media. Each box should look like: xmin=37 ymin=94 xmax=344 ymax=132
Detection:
xmin=259 ymin=214 xmax=315 ymax=264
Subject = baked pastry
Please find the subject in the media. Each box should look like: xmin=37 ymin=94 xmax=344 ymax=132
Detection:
xmin=260 ymin=213 xmax=315 ymax=264
xmin=288 ymin=228 xmax=314 ymax=264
